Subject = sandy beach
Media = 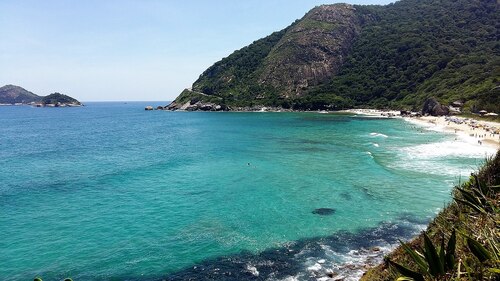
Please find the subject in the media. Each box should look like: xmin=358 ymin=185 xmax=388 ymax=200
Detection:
xmin=406 ymin=116 xmax=500 ymax=148
xmin=345 ymin=109 xmax=500 ymax=150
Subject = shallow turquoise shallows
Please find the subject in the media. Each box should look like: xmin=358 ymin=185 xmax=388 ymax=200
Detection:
xmin=0 ymin=103 xmax=494 ymax=280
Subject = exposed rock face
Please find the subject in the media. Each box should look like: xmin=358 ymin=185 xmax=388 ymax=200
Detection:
xmin=259 ymin=4 xmax=361 ymax=97
xmin=166 ymin=89 xmax=229 ymax=111
xmin=422 ymin=97 xmax=449 ymax=116
xmin=166 ymin=99 xmax=227 ymax=112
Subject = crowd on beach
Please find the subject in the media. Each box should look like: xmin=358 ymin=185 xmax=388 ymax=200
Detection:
xmin=443 ymin=116 xmax=500 ymax=146
xmin=345 ymin=109 xmax=500 ymax=148
xmin=410 ymin=115 xmax=500 ymax=148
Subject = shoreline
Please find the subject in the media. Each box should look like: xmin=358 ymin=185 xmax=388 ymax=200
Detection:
xmin=161 ymin=106 xmax=500 ymax=151
xmin=344 ymin=108 xmax=500 ymax=151
xmin=405 ymin=116 xmax=500 ymax=148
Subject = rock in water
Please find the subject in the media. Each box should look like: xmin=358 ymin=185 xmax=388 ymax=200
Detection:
xmin=312 ymin=208 xmax=336 ymax=215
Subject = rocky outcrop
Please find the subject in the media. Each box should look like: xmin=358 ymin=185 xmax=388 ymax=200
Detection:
xmin=166 ymin=100 xmax=227 ymax=112
xmin=166 ymin=88 xmax=230 ymax=111
xmin=259 ymin=4 xmax=361 ymax=97
xmin=422 ymin=97 xmax=449 ymax=116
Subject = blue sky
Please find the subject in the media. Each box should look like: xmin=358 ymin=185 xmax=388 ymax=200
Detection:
xmin=0 ymin=0 xmax=393 ymax=101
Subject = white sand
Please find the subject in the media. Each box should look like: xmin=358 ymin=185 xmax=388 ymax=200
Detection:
xmin=345 ymin=109 xmax=500 ymax=150
xmin=405 ymin=116 xmax=500 ymax=149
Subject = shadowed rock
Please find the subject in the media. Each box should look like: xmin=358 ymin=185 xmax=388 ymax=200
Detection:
xmin=312 ymin=208 xmax=336 ymax=215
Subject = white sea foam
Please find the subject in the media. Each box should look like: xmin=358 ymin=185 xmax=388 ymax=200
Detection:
xmin=392 ymin=133 xmax=496 ymax=177
xmin=402 ymin=139 xmax=495 ymax=160
xmin=370 ymin=132 xmax=388 ymax=138
xmin=246 ymin=264 xmax=259 ymax=276
xmin=372 ymin=143 xmax=379 ymax=147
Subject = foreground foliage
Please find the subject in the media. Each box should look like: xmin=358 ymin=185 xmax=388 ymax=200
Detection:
xmin=361 ymin=151 xmax=500 ymax=281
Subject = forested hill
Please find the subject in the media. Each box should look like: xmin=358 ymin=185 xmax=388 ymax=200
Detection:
xmin=0 ymin=85 xmax=40 ymax=104
xmin=169 ymin=0 xmax=499 ymax=112
xmin=0 ymin=85 xmax=81 ymax=106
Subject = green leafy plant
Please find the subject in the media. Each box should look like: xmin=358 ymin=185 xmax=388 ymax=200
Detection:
xmin=389 ymin=230 xmax=456 ymax=280
xmin=454 ymin=174 xmax=498 ymax=215
xmin=460 ymin=233 xmax=500 ymax=279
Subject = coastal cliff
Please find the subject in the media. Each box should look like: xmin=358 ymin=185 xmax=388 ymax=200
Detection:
xmin=167 ymin=0 xmax=499 ymax=112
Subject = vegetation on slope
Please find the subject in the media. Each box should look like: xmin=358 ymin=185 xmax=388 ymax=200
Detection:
xmin=0 ymin=85 xmax=81 ymax=106
xmin=0 ymin=85 xmax=41 ymax=104
xmin=192 ymin=28 xmax=289 ymax=106
xmin=361 ymin=150 xmax=500 ymax=281
xmin=313 ymin=0 xmax=499 ymax=112
xmin=41 ymin=93 xmax=80 ymax=105
xmin=179 ymin=4 xmax=363 ymax=109
xmin=171 ymin=0 xmax=499 ymax=112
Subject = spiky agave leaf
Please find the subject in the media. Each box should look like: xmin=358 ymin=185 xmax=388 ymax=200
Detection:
xmin=423 ymin=233 xmax=444 ymax=276
xmin=454 ymin=198 xmax=486 ymax=214
xmin=439 ymin=235 xmax=446 ymax=271
xmin=466 ymin=236 xmax=492 ymax=263
xmin=457 ymin=187 xmax=483 ymax=207
xmin=399 ymin=240 xmax=428 ymax=273
xmin=388 ymin=260 xmax=425 ymax=281
xmin=445 ymin=229 xmax=456 ymax=270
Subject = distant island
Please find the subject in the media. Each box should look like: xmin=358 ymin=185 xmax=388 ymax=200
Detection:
xmin=166 ymin=0 xmax=499 ymax=114
xmin=0 ymin=85 xmax=82 ymax=107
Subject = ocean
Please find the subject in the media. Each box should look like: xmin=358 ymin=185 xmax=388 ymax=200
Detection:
xmin=0 ymin=102 xmax=495 ymax=281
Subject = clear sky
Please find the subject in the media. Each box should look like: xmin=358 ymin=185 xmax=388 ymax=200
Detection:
xmin=0 ymin=0 xmax=394 ymax=101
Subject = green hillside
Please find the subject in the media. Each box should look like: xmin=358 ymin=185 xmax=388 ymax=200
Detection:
xmin=312 ymin=0 xmax=499 ymax=112
xmin=169 ymin=0 xmax=499 ymax=112
xmin=0 ymin=85 xmax=81 ymax=106
xmin=0 ymin=85 xmax=41 ymax=104
xmin=42 ymin=93 xmax=80 ymax=105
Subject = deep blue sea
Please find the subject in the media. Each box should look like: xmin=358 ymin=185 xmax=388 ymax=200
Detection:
xmin=0 ymin=102 xmax=495 ymax=281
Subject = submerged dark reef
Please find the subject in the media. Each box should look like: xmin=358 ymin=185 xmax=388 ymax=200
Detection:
xmin=120 ymin=214 xmax=428 ymax=281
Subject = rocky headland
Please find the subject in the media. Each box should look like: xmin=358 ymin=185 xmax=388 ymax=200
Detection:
xmin=165 ymin=0 xmax=499 ymax=114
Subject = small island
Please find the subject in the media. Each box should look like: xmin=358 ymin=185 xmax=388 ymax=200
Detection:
xmin=0 ymin=84 xmax=82 ymax=107
xmin=39 ymin=93 xmax=82 ymax=107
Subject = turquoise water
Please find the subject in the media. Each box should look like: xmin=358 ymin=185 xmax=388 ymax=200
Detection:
xmin=0 ymin=103 xmax=494 ymax=280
